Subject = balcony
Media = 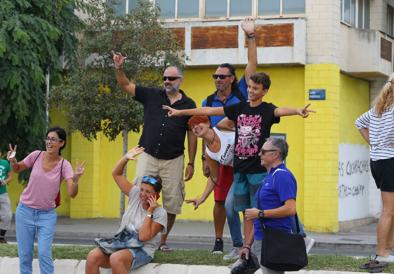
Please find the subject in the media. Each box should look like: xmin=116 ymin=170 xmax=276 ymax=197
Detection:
xmin=164 ymin=18 xmax=306 ymax=67
xmin=340 ymin=25 xmax=393 ymax=78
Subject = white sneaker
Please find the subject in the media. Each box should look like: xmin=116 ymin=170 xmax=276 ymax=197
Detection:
xmin=304 ymin=236 xmax=315 ymax=254
xmin=375 ymin=254 xmax=394 ymax=263
xmin=223 ymin=247 xmax=241 ymax=261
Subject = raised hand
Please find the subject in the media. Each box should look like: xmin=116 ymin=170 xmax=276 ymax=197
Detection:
xmin=162 ymin=105 xmax=180 ymax=116
xmin=7 ymin=144 xmax=17 ymax=163
xmin=241 ymin=17 xmax=255 ymax=37
xmin=112 ymin=50 xmax=127 ymax=69
xmin=185 ymin=197 xmax=204 ymax=210
xmin=297 ymin=103 xmax=316 ymax=118
xmin=125 ymin=146 xmax=145 ymax=160
xmin=74 ymin=159 xmax=86 ymax=179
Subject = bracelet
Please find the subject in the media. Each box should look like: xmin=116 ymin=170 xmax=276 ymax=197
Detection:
xmin=247 ymin=33 xmax=256 ymax=39
xmin=187 ymin=162 xmax=194 ymax=167
xmin=201 ymin=155 xmax=206 ymax=161
xmin=242 ymin=245 xmax=251 ymax=250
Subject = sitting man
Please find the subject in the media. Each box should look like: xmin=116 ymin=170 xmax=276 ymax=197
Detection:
xmin=85 ymin=146 xmax=167 ymax=274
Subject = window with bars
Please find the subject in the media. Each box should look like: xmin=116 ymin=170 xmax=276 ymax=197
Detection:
xmin=387 ymin=5 xmax=394 ymax=36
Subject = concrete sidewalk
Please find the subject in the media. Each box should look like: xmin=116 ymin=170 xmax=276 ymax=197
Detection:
xmin=6 ymin=217 xmax=379 ymax=254
xmin=1 ymin=258 xmax=389 ymax=274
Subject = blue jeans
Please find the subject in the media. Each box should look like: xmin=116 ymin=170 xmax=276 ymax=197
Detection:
xmin=225 ymin=183 xmax=243 ymax=247
xmin=16 ymin=203 xmax=57 ymax=274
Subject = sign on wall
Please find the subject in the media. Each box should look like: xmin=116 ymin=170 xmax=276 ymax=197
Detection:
xmin=338 ymin=144 xmax=370 ymax=221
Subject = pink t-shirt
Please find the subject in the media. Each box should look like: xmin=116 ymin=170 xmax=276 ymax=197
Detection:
xmin=21 ymin=150 xmax=74 ymax=209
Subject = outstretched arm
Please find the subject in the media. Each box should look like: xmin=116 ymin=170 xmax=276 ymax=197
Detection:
xmin=112 ymin=146 xmax=145 ymax=195
xmin=242 ymin=17 xmax=257 ymax=81
xmin=274 ymin=104 xmax=316 ymax=118
xmin=163 ymin=105 xmax=225 ymax=117
xmin=185 ymin=157 xmax=219 ymax=209
xmin=113 ymin=51 xmax=136 ymax=96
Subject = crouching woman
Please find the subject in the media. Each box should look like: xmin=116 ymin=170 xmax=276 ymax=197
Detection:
xmin=85 ymin=146 xmax=167 ymax=274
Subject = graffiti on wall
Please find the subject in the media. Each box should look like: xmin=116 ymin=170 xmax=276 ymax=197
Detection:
xmin=338 ymin=144 xmax=370 ymax=221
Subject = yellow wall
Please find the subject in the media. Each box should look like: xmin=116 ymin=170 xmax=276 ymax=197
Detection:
xmin=303 ymin=64 xmax=340 ymax=232
xmin=339 ymin=74 xmax=370 ymax=144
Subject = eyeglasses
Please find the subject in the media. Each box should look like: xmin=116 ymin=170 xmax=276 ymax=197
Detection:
xmin=259 ymin=149 xmax=278 ymax=155
xmin=163 ymin=76 xmax=181 ymax=81
xmin=142 ymin=176 xmax=158 ymax=185
xmin=212 ymin=74 xmax=232 ymax=80
xmin=44 ymin=137 xmax=62 ymax=143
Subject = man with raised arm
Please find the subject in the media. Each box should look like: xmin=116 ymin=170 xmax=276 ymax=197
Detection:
xmin=113 ymin=55 xmax=197 ymax=252
xmin=200 ymin=17 xmax=257 ymax=258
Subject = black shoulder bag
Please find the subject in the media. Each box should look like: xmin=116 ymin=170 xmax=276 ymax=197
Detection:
xmin=257 ymin=176 xmax=308 ymax=271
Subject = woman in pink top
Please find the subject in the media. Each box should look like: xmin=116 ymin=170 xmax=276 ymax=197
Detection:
xmin=7 ymin=127 xmax=85 ymax=274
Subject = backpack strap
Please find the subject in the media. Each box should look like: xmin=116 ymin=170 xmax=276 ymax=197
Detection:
xmin=59 ymin=159 xmax=64 ymax=184
xmin=32 ymin=151 xmax=43 ymax=168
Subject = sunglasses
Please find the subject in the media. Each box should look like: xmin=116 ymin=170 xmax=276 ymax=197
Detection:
xmin=212 ymin=74 xmax=232 ymax=80
xmin=259 ymin=149 xmax=278 ymax=155
xmin=163 ymin=76 xmax=181 ymax=81
xmin=142 ymin=176 xmax=158 ymax=185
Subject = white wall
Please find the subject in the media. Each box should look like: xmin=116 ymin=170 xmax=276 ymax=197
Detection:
xmin=338 ymin=144 xmax=372 ymax=221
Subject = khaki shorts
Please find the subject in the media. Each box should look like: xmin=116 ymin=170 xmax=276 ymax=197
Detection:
xmin=135 ymin=152 xmax=185 ymax=214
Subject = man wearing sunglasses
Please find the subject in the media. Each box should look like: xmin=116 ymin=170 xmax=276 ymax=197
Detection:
xmin=113 ymin=55 xmax=197 ymax=252
xmin=200 ymin=18 xmax=257 ymax=258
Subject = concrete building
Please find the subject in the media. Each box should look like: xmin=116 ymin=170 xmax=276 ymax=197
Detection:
xmin=9 ymin=0 xmax=394 ymax=232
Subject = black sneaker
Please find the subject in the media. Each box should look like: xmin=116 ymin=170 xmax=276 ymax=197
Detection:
xmin=231 ymin=252 xmax=260 ymax=274
xmin=212 ymin=238 xmax=223 ymax=254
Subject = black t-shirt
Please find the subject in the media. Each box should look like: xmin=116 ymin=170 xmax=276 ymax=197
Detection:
xmin=224 ymin=101 xmax=280 ymax=173
xmin=134 ymin=86 xmax=196 ymax=160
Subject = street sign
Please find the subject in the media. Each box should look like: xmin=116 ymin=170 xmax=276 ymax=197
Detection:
xmin=309 ymin=89 xmax=326 ymax=100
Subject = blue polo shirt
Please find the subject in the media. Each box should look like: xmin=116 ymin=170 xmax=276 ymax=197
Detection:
xmin=202 ymin=76 xmax=247 ymax=127
xmin=253 ymin=163 xmax=297 ymax=240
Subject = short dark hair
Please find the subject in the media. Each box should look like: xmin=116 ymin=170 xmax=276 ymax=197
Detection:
xmin=250 ymin=72 xmax=271 ymax=90
xmin=142 ymin=175 xmax=163 ymax=193
xmin=46 ymin=126 xmax=67 ymax=155
xmin=218 ymin=63 xmax=238 ymax=91
xmin=266 ymin=137 xmax=289 ymax=161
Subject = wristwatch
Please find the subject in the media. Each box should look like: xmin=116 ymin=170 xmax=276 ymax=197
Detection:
xmin=147 ymin=213 xmax=153 ymax=219
xmin=258 ymin=210 xmax=264 ymax=218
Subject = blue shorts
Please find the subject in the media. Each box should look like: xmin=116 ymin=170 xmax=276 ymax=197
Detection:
xmin=233 ymin=172 xmax=266 ymax=212
xmin=128 ymin=247 xmax=153 ymax=270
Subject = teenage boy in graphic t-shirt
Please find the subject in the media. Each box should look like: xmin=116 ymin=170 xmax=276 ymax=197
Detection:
xmin=162 ymin=72 xmax=314 ymax=243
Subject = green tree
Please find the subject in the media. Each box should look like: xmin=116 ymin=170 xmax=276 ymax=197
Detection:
xmin=50 ymin=0 xmax=183 ymax=215
xmin=0 ymin=0 xmax=89 ymax=178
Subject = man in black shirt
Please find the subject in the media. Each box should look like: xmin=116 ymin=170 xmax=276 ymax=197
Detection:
xmin=113 ymin=53 xmax=197 ymax=251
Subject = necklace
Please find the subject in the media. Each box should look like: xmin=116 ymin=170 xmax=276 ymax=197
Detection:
xmin=207 ymin=129 xmax=216 ymax=145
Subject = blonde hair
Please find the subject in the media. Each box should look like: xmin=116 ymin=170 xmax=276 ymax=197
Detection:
xmin=374 ymin=73 xmax=394 ymax=116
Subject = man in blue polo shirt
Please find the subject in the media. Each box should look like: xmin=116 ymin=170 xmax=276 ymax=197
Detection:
xmin=201 ymin=17 xmax=256 ymax=258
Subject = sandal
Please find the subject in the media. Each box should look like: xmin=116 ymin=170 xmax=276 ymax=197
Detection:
xmin=158 ymin=243 xmax=173 ymax=252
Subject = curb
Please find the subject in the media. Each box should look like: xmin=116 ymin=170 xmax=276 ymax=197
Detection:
xmin=0 ymin=258 xmax=388 ymax=274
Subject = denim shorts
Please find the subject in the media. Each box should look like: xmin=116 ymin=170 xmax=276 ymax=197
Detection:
xmin=128 ymin=247 xmax=153 ymax=270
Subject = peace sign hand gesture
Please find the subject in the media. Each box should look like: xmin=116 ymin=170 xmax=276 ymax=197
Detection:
xmin=112 ymin=50 xmax=127 ymax=69
xmin=297 ymin=104 xmax=316 ymax=118
xmin=74 ymin=160 xmax=86 ymax=181
xmin=7 ymin=144 xmax=17 ymax=163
